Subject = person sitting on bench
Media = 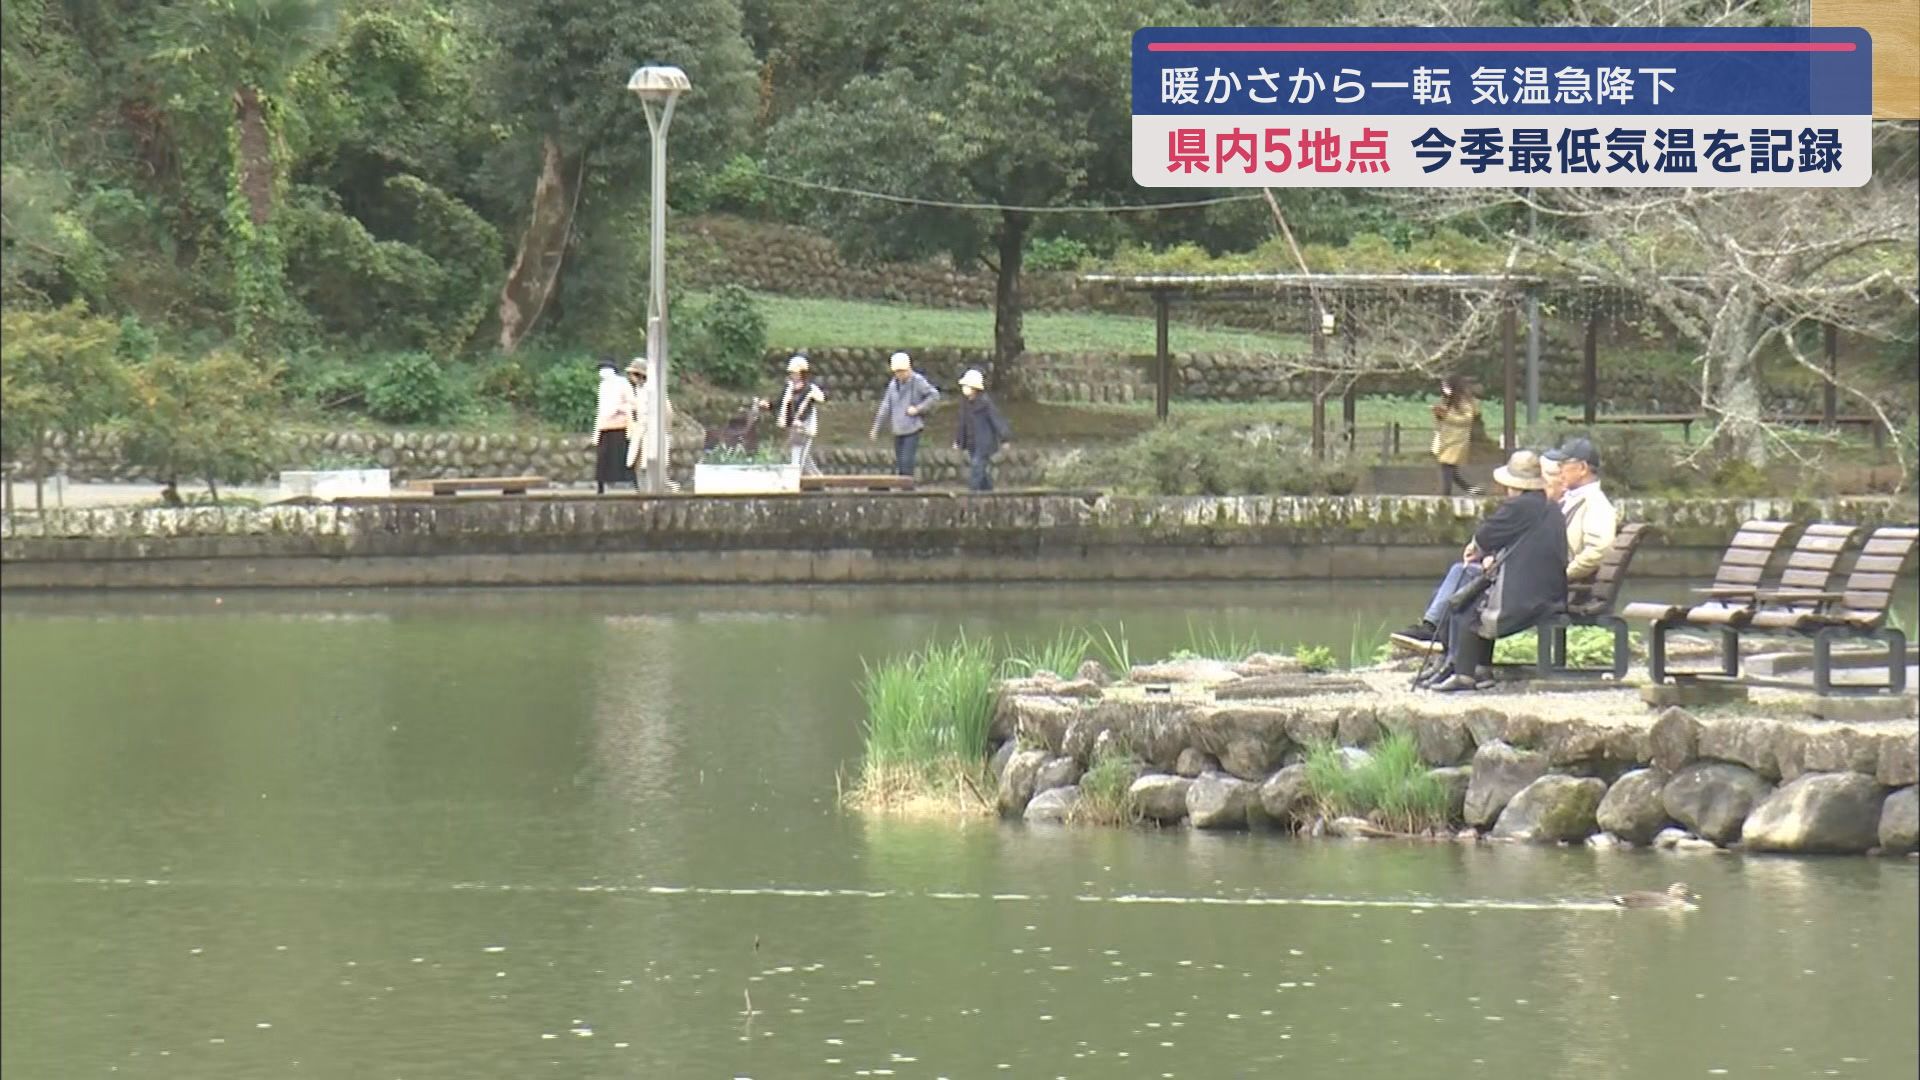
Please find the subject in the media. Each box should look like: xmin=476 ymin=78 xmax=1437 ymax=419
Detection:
xmin=1395 ymin=436 xmax=1615 ymax=649
xmin=1422 ymin=450 xmax=1568 ymax=692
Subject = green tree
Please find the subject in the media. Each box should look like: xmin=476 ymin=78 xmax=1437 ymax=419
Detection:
xmin=0 ymin=304 xmax=128 ymax=506
xmin=484 ymin=0 xmax=757 ymax=351
xmin=150 ymin=0 xmax=347 ymax=345
xmin=766 ymin=0 xmax=1193 ymax=366
xmin=121 ymin=350 xmax=282 ymax=501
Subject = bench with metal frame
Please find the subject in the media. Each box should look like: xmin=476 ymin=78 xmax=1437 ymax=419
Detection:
xmin=1526 ymin=522 xmax=1653 ymax=680
xmin=1630 ymin=522 xmax=1859 ymax=684
xmin=1698 ymin=525 xmax=1917 ymax=695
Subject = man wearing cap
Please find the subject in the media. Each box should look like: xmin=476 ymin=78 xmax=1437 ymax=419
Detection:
xmin=869 ymin=351 xmax=941 ymax=479
xmin=1543 ymin=437 xmax=1617 ymax=584
xmin=591 ymin=356 xmax=635 ymax=494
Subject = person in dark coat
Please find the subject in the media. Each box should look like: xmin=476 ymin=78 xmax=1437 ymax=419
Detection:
xmin=952 ymin=368 xmax=1011 ymax=492
xmin=1425 ymin=449 xmax=1568 ymax=692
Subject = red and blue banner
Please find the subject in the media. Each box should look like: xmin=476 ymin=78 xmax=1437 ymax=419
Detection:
xmin=1131 ymin=26 xmax=1873 ymax=187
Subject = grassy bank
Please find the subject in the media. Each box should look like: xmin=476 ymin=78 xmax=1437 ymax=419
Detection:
xmin=703 ymin=291 xmax=1307 ymax=355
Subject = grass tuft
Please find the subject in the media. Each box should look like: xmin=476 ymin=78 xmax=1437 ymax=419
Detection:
xmin=1069 ymin=744 xmax=1143 ymax=826
xmin=1293 ymin=643 xmax=1338 ymax=674
xmin=1002 ymin=628 xmax=1092 ymax=681
xmin=1185 ymin=619 xmax=1263 ymax=662
xmin=1301 ymin=733 xmax=1451 ymax=833
xmin=1090 ymin=622 xmax=1134 ymax=679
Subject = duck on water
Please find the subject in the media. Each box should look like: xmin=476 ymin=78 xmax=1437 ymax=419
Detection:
xmin=1611 ymin=883 xmax=1699 ymax=910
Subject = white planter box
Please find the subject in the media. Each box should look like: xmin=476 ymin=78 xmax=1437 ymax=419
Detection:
xmin=278 ymin=468 xmax=391 ymax=501
xmin=693 ymin=463 xmax=800 ymax=494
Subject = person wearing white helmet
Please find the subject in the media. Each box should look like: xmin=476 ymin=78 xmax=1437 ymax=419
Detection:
xmin=773 ymin=354 xmax=826 ymax=475
xmin=952 ymin=368 xmax=1011 ymax=492
xmin=869 ymin=351 xmax=941 ymax=479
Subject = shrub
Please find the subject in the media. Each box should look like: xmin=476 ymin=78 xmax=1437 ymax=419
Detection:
xmin=1302 ymin=733 xmax=1451 ymax=833
xmin=365 ymin=351 xmax=459 ymax=424
xmin=0 ymin=303 xmax=126 ymax=475
xmin=476 ymin=357 xmax=535 ymax=409
xmin=1293 ymin=644 xmax=1337 ymax=673
xmin=121 ymin=351 xmax=282 ymax=500
xmin=680 ymin=285 xmax=768 ymax=388
xmin=283 ymin=355 xmax=369 ymax=411
xmin=1493 ymin=625 xmax=1633 ymax=668
xmin=1026 ymin=236 xmax=1092 ymax=272
xmin=533 ymin=362 xmax=599 ymax=429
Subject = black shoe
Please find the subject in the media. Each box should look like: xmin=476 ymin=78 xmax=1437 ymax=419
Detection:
xmin=1430 ymin=673 xmax=1481 ymax=693
xmin=1396 ymin=620 xmax=1437 ymax=643
xmin=1415 ymin=666 xmax=1455 ymax=690
xmin=1466 ymin=485 xmax=1485 ymax=497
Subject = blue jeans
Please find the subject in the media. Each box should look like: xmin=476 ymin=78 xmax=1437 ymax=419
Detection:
xmin=968 ymin=450 xmax=994 ymax=492
xmin=1424 ymin=561 xmax=1472 ymax=625
xmin=893 ymin=432 xmax=921 ymax=477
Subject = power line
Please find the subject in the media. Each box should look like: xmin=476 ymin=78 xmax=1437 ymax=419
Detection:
xmin=758 ymin=173 xmax=1263 ymax=214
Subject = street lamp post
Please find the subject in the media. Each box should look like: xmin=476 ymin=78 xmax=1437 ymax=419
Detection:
xmin=627 ymin=64 xmax=690 ymax=494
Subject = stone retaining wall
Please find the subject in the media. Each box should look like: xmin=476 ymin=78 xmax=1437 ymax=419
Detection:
xmin=991 ymin=665 xmax=1919 ymax=856
xmin=3 ymin=494 xmax=1910 ymax=590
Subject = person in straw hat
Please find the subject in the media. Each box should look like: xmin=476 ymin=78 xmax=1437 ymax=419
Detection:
xmin=773 ymin=354 xmax=826 ymax=475
xmin=869 ymin=351 xmax=941 ymax=479
xmin=952 ymin=368 xmax=1011 ymax=492
xmin=624 ymin=358 xmax=677 ymax=492
xmin=1423 ymin=448 xmax=1568 ymax=692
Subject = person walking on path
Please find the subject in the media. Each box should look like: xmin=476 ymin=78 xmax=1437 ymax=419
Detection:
xmin=869 ymin=351 xmax=941 ymax=479
xmin=774 ymin=354 xmax=826 ymax=476
xmin=625 ymin=359 xmax=678 ymax=492
xmin=953 ymin=368 xmax=1011 ymax=492
xmin=1431 ymin=375 xmax=1483 ymax=496
xmin=592 ymin=356 xmax=635 ymax=494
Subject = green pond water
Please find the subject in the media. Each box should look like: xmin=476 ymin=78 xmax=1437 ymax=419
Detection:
xmin=2 ymin=584 xmax=1915 ymax=1079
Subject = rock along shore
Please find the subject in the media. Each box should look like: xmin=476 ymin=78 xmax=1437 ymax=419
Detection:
xmin=988 ymin=659 xmax=1920 ymax=857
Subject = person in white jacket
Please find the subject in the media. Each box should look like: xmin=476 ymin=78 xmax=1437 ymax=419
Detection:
xmin=773 ymin=354 xmax=825 ymax=475
xmin=591 ymin=357 xmax=634 ymax=494
xmin=624 ymin=359 xmax=678 ymax=492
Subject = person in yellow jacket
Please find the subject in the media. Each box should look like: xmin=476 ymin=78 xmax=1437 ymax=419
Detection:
xmin=1430 ymin=375 xmax=1483 ymax=496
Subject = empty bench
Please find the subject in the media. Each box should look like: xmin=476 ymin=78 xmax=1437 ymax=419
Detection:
xmin=404 ymin=475 xmax=550 ymax=496
xmin=800 ymin=474 xmax=915 ymax=492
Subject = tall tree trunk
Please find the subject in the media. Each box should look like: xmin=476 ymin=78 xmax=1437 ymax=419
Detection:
xmin=1707 ymin=283 xmax=1768 ymax=467
xmin=498 ymin=136 xmax=583 ymax=353
xmin=232 ymin=85 xmax=274 ymax=227
xmin=992 ymin=210 xmax=1030 ymax=368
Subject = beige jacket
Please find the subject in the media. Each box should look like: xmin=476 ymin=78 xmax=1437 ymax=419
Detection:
xmin=626 ymin=383 xmax=674 ymax=469
xmin=1430 ymin=400 xmax=1477 ymax=466
xmin=1562 ymin=482 xmax=1618 ymax=581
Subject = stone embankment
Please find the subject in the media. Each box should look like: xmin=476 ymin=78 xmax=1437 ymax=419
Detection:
xmin=988 ymin=661 xmax=1919 ymax=857
xmin=4 ymin=494 xmax=1911 ymax=590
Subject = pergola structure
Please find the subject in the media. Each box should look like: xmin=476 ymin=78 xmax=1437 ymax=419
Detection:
xmin=1076 ymin=271 xmax=1861 ymax=457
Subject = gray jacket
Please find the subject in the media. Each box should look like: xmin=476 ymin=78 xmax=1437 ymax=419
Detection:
xmin=870 ymin=373 xmax=941 ymax=437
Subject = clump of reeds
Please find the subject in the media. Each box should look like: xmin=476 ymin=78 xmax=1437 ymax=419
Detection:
xmin=846 ymin=635 xmax=999 ymax=815
xmin=1301 ymin=732 xmax=1451 ymax=834
xmin=1002 ymin=628 xmax=1092 ymax=680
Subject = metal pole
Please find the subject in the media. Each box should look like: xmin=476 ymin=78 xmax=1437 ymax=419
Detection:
xmin=1582 ymin=310 xmax=1599 ymax=426
xmin=1153 ymin=291 xmax=1171 ymax=422
xmin=1525 ymin=289 xmax=1540 ymax=428
xmin=643 ymin=96 xmax=678 ymax=494
xmin=1501 ymin=302 xmax=1518 ymax=451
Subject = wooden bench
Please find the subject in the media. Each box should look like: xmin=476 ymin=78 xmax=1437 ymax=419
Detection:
xmin=404 ymin=475 xmax=550 ymax=496
xmin=800 ymin=474 xmax=915 ymax=492
xmin=1529 ymin=522 xmax=1654 ymax=680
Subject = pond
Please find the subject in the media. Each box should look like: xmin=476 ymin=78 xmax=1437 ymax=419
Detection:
xmin=3 ymin=584 xmax=1914 ymax=1078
